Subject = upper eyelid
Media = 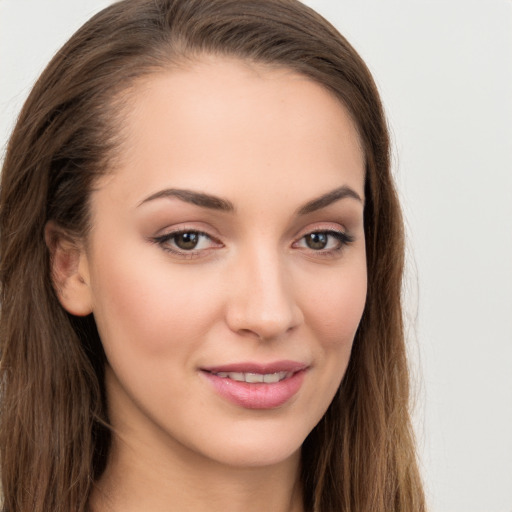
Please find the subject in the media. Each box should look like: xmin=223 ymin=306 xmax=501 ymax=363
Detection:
xmin=153 ymin=231 xmax=349 ymax=260
xmin=155 ymin=229 xmax=220 ymax=245
xmin=292 ymin=221 xmax=350 ymax=238
xmin=154 ymin=223 xmax=221 ymax=239
xmin=153 ymin=223 xmax=352 ymax=244
xmin=152 ymin=230 xmax=222 ymax=259
xmin=293 ymin=229 xmax=354 ymax=244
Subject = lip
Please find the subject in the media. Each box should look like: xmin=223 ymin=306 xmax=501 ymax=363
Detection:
xmin=202 ymin=360 xmax=307 ymax=374
xmin=200 ymin=360 xmax=308 ymax=410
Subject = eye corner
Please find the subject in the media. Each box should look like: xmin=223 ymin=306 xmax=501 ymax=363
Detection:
xmin=291 ymin=227 xmax=355 ymax=257
xmin=152 ymin=228 xmax=224 ymax=259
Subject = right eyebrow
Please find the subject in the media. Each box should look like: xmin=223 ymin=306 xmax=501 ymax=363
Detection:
xmin=137 ymin=188 xmax=235 ymax=212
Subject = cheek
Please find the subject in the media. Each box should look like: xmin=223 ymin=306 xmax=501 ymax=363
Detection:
xmin=88 ymin=249 xmax=221 ymax=359
xmin=294 ymin=262 xmax=367 ymax=430
xmin=302 ymin=263 xmax=367 ymax=350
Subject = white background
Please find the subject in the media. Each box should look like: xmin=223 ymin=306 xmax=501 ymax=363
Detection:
xmin=1 ymin=1 xmax=511 ymax=511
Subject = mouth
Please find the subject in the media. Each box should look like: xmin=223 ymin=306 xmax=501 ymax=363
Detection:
xmin=208 ymin=370 xmax=293 ymax=384
xmin=200 ymin=361 xmax=308 ymax=409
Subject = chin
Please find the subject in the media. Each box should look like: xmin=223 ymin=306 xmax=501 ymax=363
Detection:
xmin=187 ymin=415 xmax=312 ymax=469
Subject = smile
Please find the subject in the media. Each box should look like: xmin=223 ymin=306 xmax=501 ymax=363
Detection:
xmin=201 ymin=361 xmax=308 ymax=409
xmin=211 ymin=371 xmax=292 ymax=383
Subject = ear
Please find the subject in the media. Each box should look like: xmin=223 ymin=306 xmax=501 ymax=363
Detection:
xmin=45 ymin=221 xmax=93 ymax=316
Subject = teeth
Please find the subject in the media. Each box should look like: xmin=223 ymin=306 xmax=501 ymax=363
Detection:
xmin=245 ymin=373 xmax=264 ymax=383
xmin=214 ymin=371 xmax=291 ymax=383
xmin=263 ymin=372 xmax=288 ymax=383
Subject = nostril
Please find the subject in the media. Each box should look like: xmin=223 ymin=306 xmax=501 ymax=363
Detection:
xmin=238 ymin=328 xmax=264 ymax=340
xmin=227 ymin=304 xmax=303 ymax=341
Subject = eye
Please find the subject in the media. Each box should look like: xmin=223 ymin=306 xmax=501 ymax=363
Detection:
xmin=153 ymin=229 xmax=222 ymax=256
xmin=303 ymin=232 xmax=331 ymax=250
xmin=293 ymin=229 xmax=354 ymax=253
xmin=172 ymin=231 xmax=206 ymax=250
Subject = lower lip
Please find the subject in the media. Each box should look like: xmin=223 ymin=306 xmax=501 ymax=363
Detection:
xmin=202 ymin=370 xmax=306 ymax=409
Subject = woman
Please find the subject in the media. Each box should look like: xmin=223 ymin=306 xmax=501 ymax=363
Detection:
xmin=0 ymin=0 xmax=425 ymax=511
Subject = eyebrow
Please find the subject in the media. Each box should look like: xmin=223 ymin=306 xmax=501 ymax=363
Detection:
xmin=138 ymin=184 xmax=362 ymax=214
xmin=138 ymin=188 xmax=235 ymax=212
xmin=296 ymin=185 xmax=363 ymax=215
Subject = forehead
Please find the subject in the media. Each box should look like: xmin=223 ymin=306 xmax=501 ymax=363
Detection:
xmin=102 ymin=56 xmax=365 ymax=206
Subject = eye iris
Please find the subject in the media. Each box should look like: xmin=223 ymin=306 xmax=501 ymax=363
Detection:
xmin=306 ymin=232 xmax=328 ymax=250
xmin=174 ymin=232 xmax=199 ymax=250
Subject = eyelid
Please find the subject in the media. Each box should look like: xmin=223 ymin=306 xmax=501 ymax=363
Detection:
xmin=293 ymin=228 xmax=354 ymax=246
xmin=291 ymin=223 xmax=355 ymax=256
xmin=150 ymin=222 xmax=355 ymax=259
xmin=152 ymin=226 xmax=224 ymax=259
xmin=292 ymin=221 xmax=351 ymax=240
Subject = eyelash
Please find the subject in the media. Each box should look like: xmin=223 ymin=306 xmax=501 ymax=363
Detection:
xmin=292 ymin=229 xmax=355 ymax=257
xmin=152 ymin=229 xmax=221 ymax=259
xmin=152 ymin=228 xmax=355 ymax=259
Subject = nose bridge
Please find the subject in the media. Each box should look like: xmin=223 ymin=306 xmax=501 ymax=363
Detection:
xmin=225 ymin=241 xmax=302 ymax=340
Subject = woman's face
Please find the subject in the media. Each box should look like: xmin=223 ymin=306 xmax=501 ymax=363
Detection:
xmin=79 ymin=57 xmax=367 ymax=469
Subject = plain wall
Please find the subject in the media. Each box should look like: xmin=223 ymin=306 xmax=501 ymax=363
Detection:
xmin=1 ymin=1 xmax=511 ymax=511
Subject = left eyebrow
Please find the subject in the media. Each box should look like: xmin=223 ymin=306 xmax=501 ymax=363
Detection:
xmin=297 ymin=185 xmax=363 ymax=215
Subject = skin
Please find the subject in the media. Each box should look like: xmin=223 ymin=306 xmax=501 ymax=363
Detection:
xmin=55 ymin=56 xmax=367 ymax=512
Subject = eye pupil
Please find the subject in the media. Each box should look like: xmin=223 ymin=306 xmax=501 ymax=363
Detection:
xmin=175 ymin=232 xmax=199 ymax=250
xmin=305 ymin=232 xmax=328 ymax=250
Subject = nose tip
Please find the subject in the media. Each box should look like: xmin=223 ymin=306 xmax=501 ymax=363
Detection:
xmin=233 ymin=306 xmax=301 ymax=341
xmin=227 ymin=295 xmax=303 ymax=341
xmin=225 ymin=258 xmax=303 ymax=341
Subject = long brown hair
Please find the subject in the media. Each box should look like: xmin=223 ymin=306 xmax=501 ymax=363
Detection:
xmin=0 ymin=1 xmax=425 ymax=510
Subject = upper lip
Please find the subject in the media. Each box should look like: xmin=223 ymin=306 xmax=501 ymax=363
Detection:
xmin=201 ymin=360 xmax=308 ymax=374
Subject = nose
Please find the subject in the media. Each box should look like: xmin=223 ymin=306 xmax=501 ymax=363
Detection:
xmin=224 ymin=248 xmax=303 ymax=341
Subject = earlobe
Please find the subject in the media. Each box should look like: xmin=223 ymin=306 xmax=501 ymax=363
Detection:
xmin=45 ymin=221 xmax=93 ymax=317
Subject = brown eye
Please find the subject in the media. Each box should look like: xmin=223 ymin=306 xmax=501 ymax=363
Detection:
xmin=304 ymin=232 xmax=329 ymax=250
xmin=154 ymin=229 xmax=222 ymax=256
xmin=174 ymin=232 xmax=200 ymax=250
xmin=293 ymin=230 xmax=354 ymax=254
